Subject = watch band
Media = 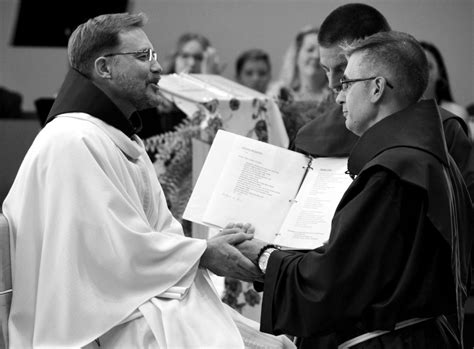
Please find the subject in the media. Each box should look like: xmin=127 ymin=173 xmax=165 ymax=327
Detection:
xmin=257 ymin=244 xmax=280 ymax=273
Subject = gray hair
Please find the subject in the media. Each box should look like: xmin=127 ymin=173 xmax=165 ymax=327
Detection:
xmin=68 ymin=12 xmax=148 ymax=76
xmin=342 ymin=31 xmax=428 ymax=104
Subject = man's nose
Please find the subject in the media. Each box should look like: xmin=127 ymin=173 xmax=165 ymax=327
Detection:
xmin=188 ymin=59 xmax=201 ymax=72
xmin=251 ymin=74 xmax=261 ymax=81
xmin=327 ymin=71 xmax=340 ymax=90
xmin=335 ymin=91 xmax=345 ymax=105
xmin=151 ymin=60 xmax=162 ymax=74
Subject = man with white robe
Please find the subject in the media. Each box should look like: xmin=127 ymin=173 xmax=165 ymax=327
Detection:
xmin=2 ymin=12 xmax=293 ymax=348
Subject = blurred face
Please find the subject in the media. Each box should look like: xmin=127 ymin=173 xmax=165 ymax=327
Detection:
xmin=336 ymin=52 xmax=376 ymax=136
xmin=424 ymin=49 xmax=439 ymax=99
xmin=297 ymin=33 xmax=325 ymax=79
xmin=175 ymin=39 xmax=205 ymax=73
xmin=319 ymin=44 xmax=347 ymax=91
xmin=107 ymin=28 xmax=162 ymax=111
xmin=237 ymin=59 xmax=271 ymax=93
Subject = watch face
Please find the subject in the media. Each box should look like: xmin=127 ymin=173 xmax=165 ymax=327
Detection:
xmin=258 ymin=250 xmax=271 ymax=272
xmin=258 ymin=255 xmax=266 ymax=269
xmin=258 ymin=247 xmax=278 ymax=273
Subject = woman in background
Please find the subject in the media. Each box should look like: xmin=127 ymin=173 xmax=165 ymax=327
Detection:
xmin=164 ymin=32 xmax=225 ymax=74
xmin=267 ymin=25 xmax=332 ymax=141
xmin=420 ymin=41 xmax=469 ymax=123
xmin=267 ymin=25 xmax=330 ymax=103
xmin=235 ymin=49 xmax=272 ymax=94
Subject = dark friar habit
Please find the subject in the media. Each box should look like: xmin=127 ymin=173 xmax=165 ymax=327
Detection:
xmin=260 ymin=100 xmax=473 ymax=348
xmin=47 ymin=69 xmax=142 ymax=136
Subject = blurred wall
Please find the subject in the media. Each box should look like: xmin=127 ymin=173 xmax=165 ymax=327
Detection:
xmin=1 ymin=0 xmax=473 ymax=112
xmin=0 ymin=119 xmax=41 ymax=203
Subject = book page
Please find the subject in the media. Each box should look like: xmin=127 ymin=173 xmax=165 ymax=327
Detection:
xmin=183 ymin=135 xmax=231 ymax=228
xmin=189 ymin=130 xmax=308 ymax=242
xmin=189 ymin=138 xmax=213 ymax=239
xmin=274 ymin=157 xmax=352 ymax=249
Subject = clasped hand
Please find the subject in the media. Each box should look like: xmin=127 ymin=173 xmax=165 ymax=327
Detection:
xmin=200 ymin=223 xmax=264 ymax=282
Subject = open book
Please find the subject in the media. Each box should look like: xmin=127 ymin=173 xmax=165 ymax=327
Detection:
xmin=183 ymin=130 xmax=353 ymax=249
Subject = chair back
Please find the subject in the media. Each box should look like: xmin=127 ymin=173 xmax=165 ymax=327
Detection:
xmin=0 ymin=213 xmax=11 ymax=348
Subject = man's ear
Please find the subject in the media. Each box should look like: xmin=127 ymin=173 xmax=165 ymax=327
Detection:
xmin=94 ymin=57 xmax=112 ymax=79
xmin=370 ymin=77 xmax=385 ymax=103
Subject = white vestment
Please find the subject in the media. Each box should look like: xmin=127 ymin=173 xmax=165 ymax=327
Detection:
xmin=3 ymin=113 xmax=292 ymax=348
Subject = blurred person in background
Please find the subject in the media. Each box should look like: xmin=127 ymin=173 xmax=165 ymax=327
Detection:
xmin=420 ymin=41 xmax=469 ymax=125
xmin=267 ymin=25 xmax=330 ymax=103
xmin=164 ymin=32 xmax=225 ymax=74
xmin=267 ymin=25 xmax=332 ymax=143
xmin=235 ymin=48 xmax=271 ymax=94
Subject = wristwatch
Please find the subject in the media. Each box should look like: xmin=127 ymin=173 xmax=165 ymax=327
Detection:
xmin=258 ymin=246 xmax=278 ymax=274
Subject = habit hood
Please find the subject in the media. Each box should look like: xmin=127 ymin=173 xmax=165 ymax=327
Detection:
xmin=47 ymin=68 xmax=142 ymax=136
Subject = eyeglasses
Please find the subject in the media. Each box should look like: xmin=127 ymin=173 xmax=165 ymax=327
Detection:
xmin=103 ymin=48 xmax=158 ymax=62
xmin=178 ymin=52 xmax=204 ymax=62
xmin=339 ymin=76 xmax=394 ymax=92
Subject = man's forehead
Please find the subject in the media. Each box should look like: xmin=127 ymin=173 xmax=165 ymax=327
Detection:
xmin=319 ymin=45 xmax=347 ymax=68
xmin=345 ymin=52 xmax=366 ymax=76
xmin=118 ymin=28 xmax=151 ymax=49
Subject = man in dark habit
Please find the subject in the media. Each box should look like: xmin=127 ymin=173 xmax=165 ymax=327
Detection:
xmin=236 ymin=31 xmax=473 ymax=348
